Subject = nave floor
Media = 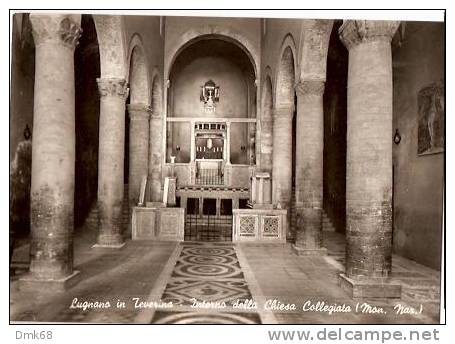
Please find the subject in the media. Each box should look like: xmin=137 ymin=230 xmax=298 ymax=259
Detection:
xmin=10 ymin=227 xmax=441 ymax=324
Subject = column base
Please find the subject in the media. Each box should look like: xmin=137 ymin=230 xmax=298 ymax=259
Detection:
xmin=19 ymin=270 xmax=81 ymax=292
xmin=95 ymin=234 xmax=125 ymax=248
xmin=292 ymin=245 xmax=327 ymax=256
xmin=339 ymin=273 xmax=401 ymax=299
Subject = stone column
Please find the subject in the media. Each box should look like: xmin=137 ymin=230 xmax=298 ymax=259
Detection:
xmin=250 ymin=176 xmax=257 ymax=204
xmin=260 ymin=117 xmax=273 ymax=173
xmin=190 ymin=120 xmax=196 ymax=162
xmin=338 ymin=20 xmax=401 ymax=298
xmin=272 ymin=106 xmax=293 ymax=238
xmin=128 ymin=103 xmax=150 ymax=209
xmin=248 ymin=122 xmax=256 ymax=165
xmin=258 ymin=176 xmax=264 ymax=204
xmin=149 ymin=110 xmax=163 ymax=202
xmin=225 ymin=122 xmax=231 ymax=164
xmin=293 ymin=80 xmax=327 ymax=256
xmin=199 ymin=197 xmax=204 ymax=216
xmin=272 ymin=106 xmax=293 ymax=209
xmin=224 ymin=122 xmax=232 ymax=186
xmin=96 ymin=78 xmax=129 ymax=248
xmin=216 ymin=198 xmax=221 ymax=216
xmin=25 ymin=14 xmax=81 ymax=287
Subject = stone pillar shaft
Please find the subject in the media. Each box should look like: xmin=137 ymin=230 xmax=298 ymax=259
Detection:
xmin=294 ymin=80 xmax=326 ymax=254
xmin=226 ymin=122 xmax=231 ymax=164
xmin=97 ymin=78 xmax=128 ymax=247
xmin=260 ymin=118 xmax=273 ymax=173
xmin=28 ymin=14 xmax=81 ymax=281
xmin=340 ymin=20 xmax=399 ymax=280
xmin=216 ymin=198 xmax=221 ymax=216
xmin=272 ymin=107 xmax=293 ymax=208
xmin=258 ymin=177 xmax=264 ymax=204
xmin=128 ymin=103 xmax=150 ymax=208
xmin=190 ymin=120 xmax=196 ymax=162
xmin=149 ymin=111 xmax=163 ymax=202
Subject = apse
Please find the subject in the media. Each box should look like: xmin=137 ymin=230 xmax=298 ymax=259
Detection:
xmin=167 ymin=38 xmax=256 ymax=164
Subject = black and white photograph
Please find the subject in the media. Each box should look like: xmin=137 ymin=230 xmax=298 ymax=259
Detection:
xmin=8 ymin=8 xmax=445 ymax=331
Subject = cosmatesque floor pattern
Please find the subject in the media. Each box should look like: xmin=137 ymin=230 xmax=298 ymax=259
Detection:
xmin=11 ymin=229 xmax=440 ymax=324
xmin=150 ymin=242 xmax=262 ymax=324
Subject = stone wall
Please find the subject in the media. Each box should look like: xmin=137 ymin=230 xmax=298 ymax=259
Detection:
xmin=10 ymin=14 xmax=35 ymax=238
xmin=10 ymin=14 xmax=35 ymax=162
xmin=323 ymin=21 xmax=348 ymax=233
xmin=74 ymin=15 xmax=101 ymax=227
xmin=168 ymin=53 xmax=250 ymax=163
xmin=392 ymin=22 xmax=444 ymax=270
xmin=171 ymin=55 xmax=249 ymax=117
xmin=124 ymin=15 xmax=164 ymax=83
xmin=260 ymin=18 xmax=302 ymax=81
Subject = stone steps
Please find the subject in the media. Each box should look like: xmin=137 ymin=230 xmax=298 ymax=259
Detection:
xmin=84 ymin=184 xmax=130 ymax=231
xmin=287 ymin=186 xmax=335 ymax=233
xmin=322 ymin=210 xmax=336 ymax=232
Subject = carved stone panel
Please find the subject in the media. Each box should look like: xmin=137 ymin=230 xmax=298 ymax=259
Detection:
xmin=158 ymin=208 xmax=185 ymax=241
xmin=239 ymin=215 xmax=258 ymax=238
xmin=262 ymin=215 xmax=280 ymax=238
xmin=132 ymin=207 xmax=156 ymax=240
xmin=233 ymin=209 xmax=287 ymax=243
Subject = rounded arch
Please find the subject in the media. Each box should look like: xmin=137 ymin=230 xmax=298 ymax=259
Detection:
xmin=127 ymin=34 xmax=150 ymax=105
xmin=260 ymin=70 xmax=274 ymax=171
xmin=261 ymin=71 xmax=274 ymax=121
xmin=275 ymin=34 xmax=297 ymax=108
xmin=150 ymin=69 xmax=163 ymax=116
xmin=93 ymin=14 xmax=128 ymax=78
xmin=298 ymin=20 xmax=333 ymax=81
xmin=166 ymin=29 xmax=259 ymax=80
xmin=148 ymin=68 xmax=164 ymax=202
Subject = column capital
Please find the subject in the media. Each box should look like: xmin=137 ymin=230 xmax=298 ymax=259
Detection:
xmin=30 ymin=14 xmax=82 ymax=50
xmin=339 ymin=20 xmax=400 ymax=51
xmin=273 ymin=106 xmax=294 ymax=120
xmin=97 ymin=78 xmax=129 ymax=100
xmin=127 ymin=103 xmax=151 ymax=120
xmin=295 ymin=80 xmax=325 ymax=96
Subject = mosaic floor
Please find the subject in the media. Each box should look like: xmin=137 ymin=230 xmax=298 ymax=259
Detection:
xmin=11 ymin=230 xmax=440 ymax=324
xmin=151 ymin=242 xmax=261 ymax=324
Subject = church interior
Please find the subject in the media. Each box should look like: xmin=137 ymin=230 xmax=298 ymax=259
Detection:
xmin=9 ymin=13 xmax=444 ymax=324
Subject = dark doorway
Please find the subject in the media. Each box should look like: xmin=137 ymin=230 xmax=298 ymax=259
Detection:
xmin=203 ymin=198 xmax=217 ymax=215
xmin=220 ymin=199 xmax=233 ymax=215
xmin=239 ymin=198 xmax=249 ymax=209
xmin=187 ymin=198 xmax=199 ymax=215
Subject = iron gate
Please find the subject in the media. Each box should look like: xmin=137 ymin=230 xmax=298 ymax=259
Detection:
xmin=184 ymin=214 xmax=232 ymax=241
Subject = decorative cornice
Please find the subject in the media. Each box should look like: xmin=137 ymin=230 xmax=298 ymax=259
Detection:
xmin=339 ymin=20 xmax=400 ymax=51
xmin=30 ymin=15 xmax=82 ymax=50
xmin=127 ymin=103 xmax=151 ymax=120
xmin=295 ymin=80 xmax=325 ymax=96
xmin=97 ymin=78 xmax=129 ymax=99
